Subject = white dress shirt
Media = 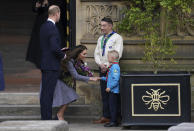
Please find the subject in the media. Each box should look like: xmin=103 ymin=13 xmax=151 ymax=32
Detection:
xmin=94 ymin=32 xmax=123 ymax=67
xmin=47 ymin=18 xmax=55 ymax=24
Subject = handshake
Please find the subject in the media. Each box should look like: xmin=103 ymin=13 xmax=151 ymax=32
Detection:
xmin=89 ymin=77 xmax=101 ymax=82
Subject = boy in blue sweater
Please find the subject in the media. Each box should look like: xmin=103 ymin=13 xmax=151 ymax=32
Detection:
xmin=101 ymin=50 xmax=120 ymax=127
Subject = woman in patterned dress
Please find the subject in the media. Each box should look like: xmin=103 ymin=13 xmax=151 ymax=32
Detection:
xmin=53 ymin=45 xmax=99 ymax=120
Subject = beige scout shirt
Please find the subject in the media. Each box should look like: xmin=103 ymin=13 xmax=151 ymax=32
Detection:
xmin=94 ymin=32 xmax=123 ymax=67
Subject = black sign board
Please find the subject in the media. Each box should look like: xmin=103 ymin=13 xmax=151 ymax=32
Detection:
xmin=120 ymin=73 xmax=191 ymax=126
xmin=132 ymin=83 xmax=180 ymax=116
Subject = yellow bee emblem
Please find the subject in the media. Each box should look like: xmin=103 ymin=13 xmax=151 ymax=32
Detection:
xmin=142 ymin=89 xmax=170 ymax=111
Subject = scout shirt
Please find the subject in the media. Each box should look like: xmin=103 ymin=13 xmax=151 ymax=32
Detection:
xmin=94 ymin=32 xmax=123 ymax=67
xmin=101 ymin=62 xmax=120 ymax=94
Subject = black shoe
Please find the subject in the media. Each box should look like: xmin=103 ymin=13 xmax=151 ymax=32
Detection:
xmin=104 ymin=122 xmax=118 ymax=127
xmin=53 ymin=115 xmax=58 ymax=120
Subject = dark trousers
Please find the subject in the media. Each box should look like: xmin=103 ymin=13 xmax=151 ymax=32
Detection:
xmin=109 ymin=92 xmax=120 ymax=123
xmin=40 ymin=70 xmax=59 ymax=120
xmin=100 ymin=70 xmax=110 ymax=118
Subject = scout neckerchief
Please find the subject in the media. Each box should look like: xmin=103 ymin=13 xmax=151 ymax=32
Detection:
xmin=101 ymin=31 xmax=115 ymax=56
xmin=106 ymin=61 xmax=119 ymax=81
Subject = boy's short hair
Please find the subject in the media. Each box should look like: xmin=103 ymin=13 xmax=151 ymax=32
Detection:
xmin=48 ymin=5 xmax=60 ymax=16
xmin=108 ymin=50 xmax=119 ymax=61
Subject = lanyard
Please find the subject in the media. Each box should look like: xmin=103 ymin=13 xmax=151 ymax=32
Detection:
xmin=101 ymin=31 xmax=115 ymax=56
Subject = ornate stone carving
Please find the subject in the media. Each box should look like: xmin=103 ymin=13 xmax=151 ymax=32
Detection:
xmin=175 ymin=14 xmax=194 ymax=37
xmin=169 ymin=7 xmax=194 ymax=37
xmin=181 ymin=13 xmax=194 ymax=36
xmin=85 ymin=4 xmax=119 ymax=38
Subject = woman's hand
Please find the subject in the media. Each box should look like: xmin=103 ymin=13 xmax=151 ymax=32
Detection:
xmin=89 ymin=77 xmax=100 ymax=81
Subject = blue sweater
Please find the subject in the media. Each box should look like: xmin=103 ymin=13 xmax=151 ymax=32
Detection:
xmin=101 ymin=63 xmax=120 ymax=94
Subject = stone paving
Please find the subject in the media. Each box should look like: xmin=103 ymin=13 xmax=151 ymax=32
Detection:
xmin=68 ymin=123 xmax=168 ymax=131
xmin=0 ymin=121 xmax=169 ymax=131
xmin=168 ymin=123 xmax=194 ymax=131
xmin=0 ymin=120 xmax=69 ymax=131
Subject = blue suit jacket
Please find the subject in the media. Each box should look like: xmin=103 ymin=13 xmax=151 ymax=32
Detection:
xmin=40 ymin=20 xmax=65 ymax=71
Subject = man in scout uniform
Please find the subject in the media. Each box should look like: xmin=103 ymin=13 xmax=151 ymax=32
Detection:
xmin=94 ymin=17 xmax=123 ymax=124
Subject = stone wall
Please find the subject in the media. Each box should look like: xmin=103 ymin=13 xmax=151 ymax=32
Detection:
xmin=76 ymin=0 xmax=194 ymax=71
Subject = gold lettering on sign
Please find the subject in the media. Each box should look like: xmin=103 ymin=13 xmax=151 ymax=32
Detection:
xmin=142 ymin=89 xmax=170 ymax=111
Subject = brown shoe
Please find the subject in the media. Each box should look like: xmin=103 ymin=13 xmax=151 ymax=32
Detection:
xmin=93 ymin=117 xmax=110 ymax=124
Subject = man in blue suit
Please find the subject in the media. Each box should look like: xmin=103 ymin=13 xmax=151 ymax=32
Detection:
xmin=40 ymin=5 xmax=66 ymax=120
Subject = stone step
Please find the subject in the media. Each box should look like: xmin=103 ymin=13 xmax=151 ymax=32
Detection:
xmin=0 ymin=14 xmax=34 ymax=22
xmin=1 ymin=8 xmax=31 ymax=13
xmin=1 ymin=0 xmax=32 ymax=13
xmin=4 ymin=86 xmax=40 ymax=93
xmin=0 ymin=35 xmax=30 ymax=45
xmin=0 ymin=42 xmax=34 ymax=75
xmin=0 ymin=115 xmax=99 ymax=123
xmin=63 ymin=115 xmax=99 ymax=123
xmin=0 ymin=17 xmax=34 ymax=26
xmin=0 ymin=0 xmax=34 ymax=36
xmin=0 ymin=8 xmax=31 ymax=14
xmin=0 ymin=21 xmax=33 ymax=30
xmin=0 ymin=93 xmax=39 ymax=105
xmin=0 ymin=93 xmax=86 ymax=105
xmin=0 ymin=11 xmax=34 ymax=16
xmin=0 ymin=121 xmax=69 ymax=131
xmin=0 ymin=104 xmax=97 ymax=116
xmin=0 ymin=28 xmax=31 ymax=36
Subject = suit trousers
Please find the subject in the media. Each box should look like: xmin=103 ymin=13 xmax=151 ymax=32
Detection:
xmin=109 ymin=92 xmax=120 ymax=123
xmin=99 ymin=69 xmax=110 ymax=118
xmin=40 ymin=70 xmax=59 ymax=120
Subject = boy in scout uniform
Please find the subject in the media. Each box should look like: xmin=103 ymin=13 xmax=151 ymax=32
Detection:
xmin=101 ymin=50 xmax=121 ymax=127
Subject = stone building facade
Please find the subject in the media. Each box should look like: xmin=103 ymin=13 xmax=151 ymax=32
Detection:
xmin=75 ymin=0 xmax=194 ymax=116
